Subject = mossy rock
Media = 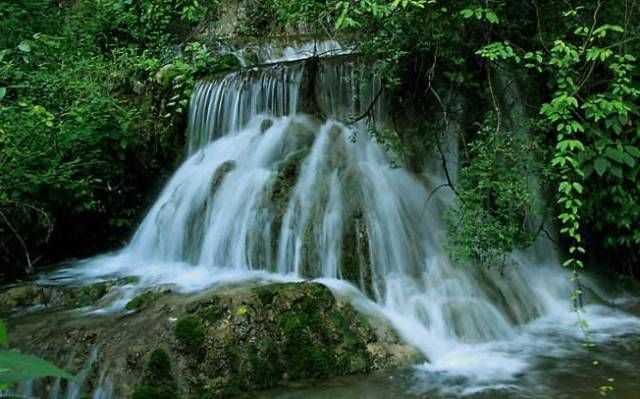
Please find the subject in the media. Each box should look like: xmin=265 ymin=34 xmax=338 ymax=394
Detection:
xmin=0 ymin=277 xmax=138 ymax=314
xmin=211 ymin=160 xmax=237 ymax=193
xmin=0 ymin=284 xmax=47 ymax=314
xmin=62 ymin=283 xmax=110 ymax=308
xmin=125 ymin=290 xmax=163 ymax=311
xmin=260 ymin=118 xmax=274 ymax=133
xmin=6 ymin=281 xmax=418 ymax=398
xmin=178 ymin=282 xmax=416 ymax=398
xmin=264 ymin=147 xmax=311 ymax=267
xmin=175 ymin=315 xmax=205 ymax=353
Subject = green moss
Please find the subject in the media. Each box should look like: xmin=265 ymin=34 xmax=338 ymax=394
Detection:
xmin=0 ymin=285 xmax=41 ymax=312
xmin=270 ymin=149 xmax=310 ymax=205
xmin=133 ymin=348 xmax=177 ymax=399
xmin=175 ymin=315 xmax=205 ymax=352
xmin=175 ymin=282 xmax=393 ymax=395
xmin=132 ymin=385 xmax=176 ymax=399
xmin=337 ymin=352 xmax=369 ymax=374
xmin=146 ymin=349 xmax=172 ymax=384
xmin=254 ymin=285 xmax=277 ymax=306
xmin=303 ymin=346 xmax=334 ymax=377
xmin=340 ymin=215 xmax=375 ymax=298
xmin=125 ymin=291 xmax=160 ymax=311
xmin=330 ymin=311 xmax=361 ymax=349
xmin=246 ymin=340 xmax=282 ymax=389
xmin=298 ymin=283 xmax=335 ymax=310
xmin=62 ymin=282 xmax=109 ymax=308
xmin=276 ymin=284 xmax=342 ymax=379
xmin=196 ymin=304 xmax=225 ymax=323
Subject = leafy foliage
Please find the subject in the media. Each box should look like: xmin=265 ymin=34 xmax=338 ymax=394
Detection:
xmin=0 ymin=320 xmax=72 ymax=390
xmin=0 ymin=0 xmax=236 ymax=276
xmin=476 ymin=2 xmax=640 ymax=280
xmin=447 ymin=113 xmax=548 ymax=268
xmin=0 ymin=0 xmax=639 ymax=286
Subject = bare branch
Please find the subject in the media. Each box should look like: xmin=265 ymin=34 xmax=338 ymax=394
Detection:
xmin=0 ymin=208 xmax=33 ymax=274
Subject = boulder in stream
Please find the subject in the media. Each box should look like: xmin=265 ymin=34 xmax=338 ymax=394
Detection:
xmin=2 ymin=280 xmax=419 ymax=398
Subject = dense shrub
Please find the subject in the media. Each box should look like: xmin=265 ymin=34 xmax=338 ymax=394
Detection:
xmin=0 ymin=0 xmax=235 ymax=276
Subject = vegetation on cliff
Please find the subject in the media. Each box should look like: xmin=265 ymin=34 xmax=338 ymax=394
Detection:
xmin=1 ymin=0 xmax=638 ymax=282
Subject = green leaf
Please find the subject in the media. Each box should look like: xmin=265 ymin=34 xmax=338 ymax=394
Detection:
xmin=604 ymin=147 xmax=624 ymax=163
xmin=460 ymin=8 xmax=474 ymax=18
xmin=625 ymin=145 xmax=640 ymax=158
xmin=621 ymin=153 xmax=636 ymax=168
xmin=0 ymin=87 xmax=6 ymax=102
xmin=0 ymin=351 xmax=73 ymax=383
xmin=0 ymin=321 xmax=7 ymax=349
xmin=485 ymin=11 xmax=499 ymax=24
xmin=17 ymin=43 xmax=31 ymax=53
xmin=572 ymin=182 xmax=583 ymax=194
xmin=594 ymin=157 xmax=609 ymax=176
xmin=610 ymin=165 xmax=623 ymax=178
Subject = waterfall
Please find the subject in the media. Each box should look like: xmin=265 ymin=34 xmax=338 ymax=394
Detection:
xmin=221 ymin=39 xmax=352 ymax=67
xmin=186 ymin=63 xmax=303 ymax=153
xmin=45 ymin=40 xmax=640 ymax=397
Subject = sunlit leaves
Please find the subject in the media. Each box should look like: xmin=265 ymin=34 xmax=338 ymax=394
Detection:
xmin=460 ymin=6 xmax=499 ymax=24
xmin=476 ymin=42 xmax=518 ymax=62
xmin=391 ymin=0 xmax=428 ymax=9
xmin=17 ymin=42 xmax=30 ymax=53
xmin=592 ymin=24 xmax=624 ymax=39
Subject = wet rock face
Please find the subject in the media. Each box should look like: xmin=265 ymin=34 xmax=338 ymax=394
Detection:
xmin=0 ymin=278 xmax=136 ymax=315
xmin=260 ymin=118 xmax=274 ymax=134
xmin=181 ymin=282 xmax=414 ymax=397
xmin=3 ymin=281 xmax=418 ymax=398
xmin=211 ymin=160 xmax=237 ymax=193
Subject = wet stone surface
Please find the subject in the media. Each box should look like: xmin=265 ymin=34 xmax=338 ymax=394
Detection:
xmin=2 ymin=280 xmax=419 ymax=398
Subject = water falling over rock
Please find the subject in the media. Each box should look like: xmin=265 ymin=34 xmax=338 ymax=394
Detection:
xmin=6 ymin=40 xmax=640 ymax=398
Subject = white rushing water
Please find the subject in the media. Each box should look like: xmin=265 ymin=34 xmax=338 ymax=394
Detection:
xmin=222 ymin=39 xmax=352 ymax=67
xmin=44 ymin=41 xmax=640 ymax=397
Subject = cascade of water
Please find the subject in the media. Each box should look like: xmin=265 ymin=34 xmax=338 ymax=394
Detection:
xmin=316 ymin=59 xmax=387 ymax=124
xmin=8 ymin=346 xmax=103 ymax=399
xmin=187 ymin=64 xmax=304 ymax=153
xmin=222 ymin=39 xmax=352 ymax=67
xmin=44 ymin=40 xmax=640 ymax=397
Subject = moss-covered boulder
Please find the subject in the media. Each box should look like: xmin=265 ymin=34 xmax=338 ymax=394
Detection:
xmin=5 ymin=281 xmax=418 ymax=398
xmin=126 ymin=287 xmax=170 ymax=312
xmin=0 ymin=277 xmax=137 ymax=315
xmin=178 ymin=282 xmax=418 ymax=397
